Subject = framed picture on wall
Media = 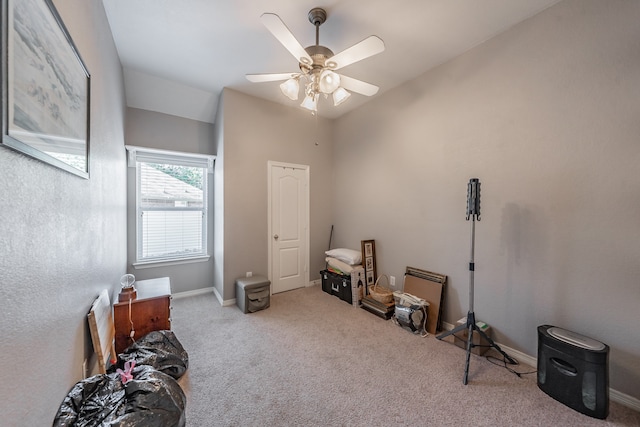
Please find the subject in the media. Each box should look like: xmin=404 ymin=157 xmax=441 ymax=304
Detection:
xmin=361 ymin=239 xmax=376 ymax=287
xmin=1 ymin=0 xmax=90 ymax=178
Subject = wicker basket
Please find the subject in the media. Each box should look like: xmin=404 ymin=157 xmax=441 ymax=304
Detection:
xmin=368 ymin=274 xmax=393 ymax=304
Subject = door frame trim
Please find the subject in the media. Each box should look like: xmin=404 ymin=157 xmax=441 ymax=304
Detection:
xmin=267 ymin=161 xmax=310 ymax=293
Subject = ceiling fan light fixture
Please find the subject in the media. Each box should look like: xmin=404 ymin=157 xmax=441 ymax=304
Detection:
xmin=280 ymin=77 xmax=300 ymax=100
xmin=300 ymin=93 xmax=318 ymax=112
xmin=248 ymin=8 xmax=385 ymax=115
xmin=332 ymin=87 xmax=351 ymax=106
xmin=318 ymin=69 xmax=340 ymax=94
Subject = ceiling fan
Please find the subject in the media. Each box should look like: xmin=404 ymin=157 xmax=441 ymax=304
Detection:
xmin=246 ymin=7 xmax=385 ymax=114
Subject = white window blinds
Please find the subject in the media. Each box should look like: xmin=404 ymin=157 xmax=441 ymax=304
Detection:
xmin=126 ymin=146 xmax=215 ymax=264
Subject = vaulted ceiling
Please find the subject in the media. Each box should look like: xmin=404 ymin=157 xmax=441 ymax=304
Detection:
xmin=103 ymin=0 xmax=561 ymax=123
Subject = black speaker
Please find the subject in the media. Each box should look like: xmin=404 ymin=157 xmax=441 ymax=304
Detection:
xmin=537 ymin=325 xmax=609 ymax=419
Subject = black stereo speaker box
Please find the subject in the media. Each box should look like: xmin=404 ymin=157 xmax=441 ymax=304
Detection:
xmin=537 ymin=325 xmax=609 ymax=419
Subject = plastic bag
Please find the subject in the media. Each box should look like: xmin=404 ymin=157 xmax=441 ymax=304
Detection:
xmin=112 ymin=330 xmax=189 ymax=379
xmin=53 ymin=373 xmax=125 ymax=426
xmin=53 ymin=364 xmax=186 ymax=427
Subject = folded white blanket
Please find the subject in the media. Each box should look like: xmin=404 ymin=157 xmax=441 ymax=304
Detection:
xmin=325 ymin=248 xmax=362 ymax=265
xmin=325 ymin=256 xmax=361 ymax=274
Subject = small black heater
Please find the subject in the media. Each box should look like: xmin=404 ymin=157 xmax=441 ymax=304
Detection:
xmin=537 ymin=325 xmax=609 ymax=419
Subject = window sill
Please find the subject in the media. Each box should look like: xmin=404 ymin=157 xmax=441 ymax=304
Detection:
xmin=133 ymin=255 xmax=211 ymax=269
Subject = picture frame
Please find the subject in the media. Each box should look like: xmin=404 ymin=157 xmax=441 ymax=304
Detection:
xmin=366 ymin=270 xmax=374 ymax=286
xmin=1 ymin=0 xmax=90 ymax=178
xmin=361 ymin=239 xmax=376 ymax=286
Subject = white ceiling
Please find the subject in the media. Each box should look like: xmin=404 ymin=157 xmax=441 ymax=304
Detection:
xmin=103 ymin=0 xmax=561 ymax=123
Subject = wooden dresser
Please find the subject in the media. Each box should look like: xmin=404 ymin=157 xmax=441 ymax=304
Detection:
xmin=113 ymin=277 xmax=171 ymax=354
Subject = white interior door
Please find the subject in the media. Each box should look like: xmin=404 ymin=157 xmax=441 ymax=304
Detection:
xmin=269 ymin=162 xmax=309 ymax=294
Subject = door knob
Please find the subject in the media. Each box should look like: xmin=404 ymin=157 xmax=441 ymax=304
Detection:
xmin=274 ymin=234 xmax=279 ymax=240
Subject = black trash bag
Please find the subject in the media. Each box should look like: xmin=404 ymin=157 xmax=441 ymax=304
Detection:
xmin=53 ymin=373 xmax=125 ymax=426
xmin=53 ymin=364 xmax=186 ymax=427
xmin=113 ymin=364 xmax=186 ymax=426
xmin=111 ymin=330 xmax=189 ymax=379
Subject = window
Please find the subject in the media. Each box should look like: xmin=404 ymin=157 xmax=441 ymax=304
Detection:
xmin=126 ymin=146 xmax=214 ymax=266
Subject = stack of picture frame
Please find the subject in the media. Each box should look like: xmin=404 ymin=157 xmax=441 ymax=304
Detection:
xmin=360 ymin=239 xmax=396 ymax=319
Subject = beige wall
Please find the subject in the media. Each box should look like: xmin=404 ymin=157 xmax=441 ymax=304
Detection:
xmin=218 ymin=89 xmax=334 ymax=301
xmin=0 ymin=0 xmax=127 ymax=424
xmin=333 ymin=0 xmax=640 ymax=400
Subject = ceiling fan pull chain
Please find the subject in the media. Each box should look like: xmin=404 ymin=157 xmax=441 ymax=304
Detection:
xmin=315 ymin=113 xmax=319 ymax=146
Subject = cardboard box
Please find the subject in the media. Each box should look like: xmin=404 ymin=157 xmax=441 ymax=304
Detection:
xmin=452 ymin=317 xmax=492 ymax=356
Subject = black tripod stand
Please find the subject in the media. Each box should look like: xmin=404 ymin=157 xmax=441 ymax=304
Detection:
xmin=436 ymin=178 xmax=517 ymax=384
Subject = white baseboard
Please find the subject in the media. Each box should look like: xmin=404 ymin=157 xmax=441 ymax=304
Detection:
xmin=211 ymin=286 xmax=236 ymax=306
xmin=172 ymin=286 xmax=237 ymax=306
xmin=172 ymin=287 xmax=214 ymax=300
xmin=221 ymin=298 xmax=237 ymax=307
xmin=309 ymin=279 xmax=321 ymax=287
xmin=494 ymin=341 xmax=537 ymax=368
xmin=440 ymin=322 xmax=640 ymax=412
xmin=610 ymin=389 xmax=640 ymax=412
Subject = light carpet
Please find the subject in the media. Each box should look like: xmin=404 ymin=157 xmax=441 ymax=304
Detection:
xmin=172 ymin=285 xmax=640 ymax=426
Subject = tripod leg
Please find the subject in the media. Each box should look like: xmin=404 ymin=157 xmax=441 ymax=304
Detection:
xmin=474 ymin=325 xmax=517 ymax=365
xmin=463 ymin=322 xmax=473 ymax=385
xmin=436 ymin=320 xmax=469 ymax=340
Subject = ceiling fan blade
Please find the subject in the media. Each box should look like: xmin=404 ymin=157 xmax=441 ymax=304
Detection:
xmin=329 ymin=36 xmax=385 ymax=70
xmin=339 ymin=75 xmax=379 ymax=96
xmin=246 ymin=73 xmax=297 ymax=83
xmin=261 ymin=13 xmax=312 ymax=65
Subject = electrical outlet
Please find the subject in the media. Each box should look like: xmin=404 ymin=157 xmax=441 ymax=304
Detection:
xmin=390 ymin=276 xmax=396 ymax=287
xmin=246 ymin=271 xmax=252 ymax=277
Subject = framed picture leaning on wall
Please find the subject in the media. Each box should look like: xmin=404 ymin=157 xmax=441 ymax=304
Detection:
xmin=361 ymin=239 xmax=377 ymax=287
xmin=1 ymin=0 xmax=90 ymax=178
